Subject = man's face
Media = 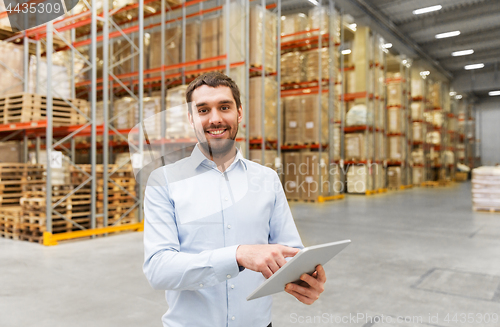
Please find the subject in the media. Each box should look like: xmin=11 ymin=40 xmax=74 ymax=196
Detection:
xmin=188 ymin=85 xmax=242 ymax=157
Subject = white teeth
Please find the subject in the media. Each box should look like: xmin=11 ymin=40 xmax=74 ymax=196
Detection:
xmin=208 ymin=129 xmax=225 ymax=135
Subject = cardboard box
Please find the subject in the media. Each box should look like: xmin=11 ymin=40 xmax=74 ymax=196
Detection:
xmin=345 ymin=132 xmax=373 ymax=161
xmin=300 ymin=152 xmax=329 ymax=201
xmin=388 ymin=136 xmax=404 ymax=161
xmin=412 ymin=122 xmax=423 ymax=142
xmin=413 ymin=166 xmax=424 ymax=185
xmin=250 ymin=5 xmax=277 ymax=72
xmin=347 ymin=164 xmax=373 ymax=193
xmin=387 ymin=107 xmax=402 ymax=133
xmin=281 ymin=52 xmax=304 ymax=84
xmin=249 ymin=150 xmax=277 ymax=171
xmin=387 ymin=166 xmax=401 ymax=189
xmin=281 ymin=13 xmax=309 ymax=42
xmin=249 ymin=77 xmax=278 ymax=140
xmin=283 ymin=152 xmax=301 ymax=200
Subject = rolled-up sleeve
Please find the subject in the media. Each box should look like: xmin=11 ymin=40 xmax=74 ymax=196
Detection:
xmin=143 ymin=167 xmax=240 ymax=291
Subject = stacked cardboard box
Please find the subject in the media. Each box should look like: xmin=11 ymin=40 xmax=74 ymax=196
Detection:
xmin=346 ymin=165 xmax=373 ymax=194
xmin=345 ymin=133 xmax=373 ymax=161
xmin=304 ymin=48 xmax=332 ymax=82
xmin=412 ymin=122 xmax=423 ymax=142
xmin=387 ymin=107 xmax=402 ymax=133
xmin=281 ymin=52 xmax=304 ymax=84
xmin=388 ymin=136 xmax=404 ymax=161
xmin=281 ymin=13 xmax=309 ymax=43
xmin=429 ymin=82 xmax=442 ymax=108
xmin=249 ymin=150 xmax=278 ymax=171
xmin=250 ymin=5 xmax=277 ymax=73
xmin=471 ymin=167 xmax=500 ymax=211
xmin=387 ymin=166 xmax=401 ymax=189
xmin=249 ymin=77 xmax=278 ymax=140
xmin=166 ymin=85 xmax=195 ymax=140
xmin=413 ymin=166 xmax=424 ymax=185
xmin=283 ymin=152 xmax=301 ymax=200
xmin=0 ymin=41 xmax=23 ymax=96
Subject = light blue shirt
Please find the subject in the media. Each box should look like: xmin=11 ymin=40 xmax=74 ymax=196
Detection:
xmin=143 ymin=144 xmax=304 ymax=327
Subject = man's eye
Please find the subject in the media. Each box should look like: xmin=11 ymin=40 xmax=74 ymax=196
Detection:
xmin=198 ymin=109 xmax=208 ymax=113
xmin=221 ymin=106 xmax=229 ymax=110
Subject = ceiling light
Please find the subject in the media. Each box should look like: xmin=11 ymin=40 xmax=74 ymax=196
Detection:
xmin=349 ymin=24 xmax=357 ymax=31
xmin=420 ymin=71 xmax=430 ymax=76
xmin=413 ymin=5 xmax=442 ymax=15
xmin=464 ymin=63 xmax=484 ymax=70
xmin=455 ymin=95 xmax=462 ymax=99
xmin=308 ymin=0 xmax=319 ymax=6
xmin=402 ymin=59 xmax=407 ymax=64
xmin=452 ymin=49 xmax=474 ymax=57
xmin=382 ymin=43 xmax=392 ymax=49
xmin=341 ymin=49 xmax=351 ymax=55
xmin=449 ymin=91 xmax=456 ymax=96
xmin=435 ymin=31 xmax=460 ymax=39
xmin=489 ymin=91 xmax=500 ymax=96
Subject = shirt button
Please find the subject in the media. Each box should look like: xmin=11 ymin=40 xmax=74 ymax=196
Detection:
xmin=227 ymin=225 xmax=231 ymax=229
xmin=231 ymin=285 xmax=235 ymax=289
xmin=227 ymin=274 xmax=231 ymax=279
xmin=199 ymin=283 xmax=203 ymax=287
xmin=231 ymin=316 xmax=235 ymax=320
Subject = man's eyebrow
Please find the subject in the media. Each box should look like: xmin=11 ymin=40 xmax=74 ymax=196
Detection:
xmin=195 ymin=100 xmax=234 ymax=107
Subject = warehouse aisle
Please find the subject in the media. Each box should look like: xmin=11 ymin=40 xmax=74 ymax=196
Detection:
xmin=2 ymin=182 xmax=500 ymax=327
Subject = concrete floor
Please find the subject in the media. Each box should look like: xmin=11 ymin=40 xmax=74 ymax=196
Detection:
xmin=1 ymin=182 xmax=500 ymax=327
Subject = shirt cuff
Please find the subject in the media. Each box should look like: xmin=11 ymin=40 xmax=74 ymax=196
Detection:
xmin=212 ymin=244 xmax=241 ymax=283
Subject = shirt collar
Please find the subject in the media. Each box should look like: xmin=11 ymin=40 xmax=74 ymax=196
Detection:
xmin=189 ymin=143 xmax=247 ymax=171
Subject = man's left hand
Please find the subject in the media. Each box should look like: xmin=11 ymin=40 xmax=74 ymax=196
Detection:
xmin=285 ymin=264 xmax=326 ymax=305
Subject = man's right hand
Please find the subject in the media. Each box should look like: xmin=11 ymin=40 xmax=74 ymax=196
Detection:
xmin=236 ymin=244 xmax=300 ymax=279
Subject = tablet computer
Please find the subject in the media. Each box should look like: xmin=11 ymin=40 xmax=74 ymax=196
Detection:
xmin=246 ymin=240 xmax=351 ymax=301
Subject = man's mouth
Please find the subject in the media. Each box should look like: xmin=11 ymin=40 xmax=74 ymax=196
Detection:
xmin=206 ymin=129 xmax=227 ymax=136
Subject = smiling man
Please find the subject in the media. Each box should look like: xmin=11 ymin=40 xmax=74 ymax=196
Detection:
xmin=143 ymin=72 xmax=326 ymax=327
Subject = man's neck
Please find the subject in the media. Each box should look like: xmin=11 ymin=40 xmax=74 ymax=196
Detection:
xmin=197 ymin=144 xmax=237 ymax=173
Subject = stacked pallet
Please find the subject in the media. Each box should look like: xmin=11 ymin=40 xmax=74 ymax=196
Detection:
xmin=19 ymin=184 xmax=92 ymax=243
xmin=0 ymin=163 xmax=45 ymax=207
xmin=0 ymin=93 xmax=89 ymax=126
xmin=472 ymin=166 xmax=500 ymax=212
xmin=0 ymin=206 xmax=23 ymax=241
xmin=70 ymin=164 xmax=137 ymax=227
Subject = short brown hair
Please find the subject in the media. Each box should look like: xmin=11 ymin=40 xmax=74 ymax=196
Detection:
xmin=186 ymin=72 xmax=241 ymax=113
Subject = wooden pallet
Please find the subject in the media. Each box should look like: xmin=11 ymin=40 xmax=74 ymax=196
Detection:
xmin=472 ymin=207 xmax=500 ymax=213
xmin=0 ymin=93 xmax=88 ymax=126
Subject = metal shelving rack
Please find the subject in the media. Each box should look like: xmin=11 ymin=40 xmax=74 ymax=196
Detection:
xmin=279 ymin=1 xmax=343 ymax=201
xmin=0 ymin=0 xmax=260 ymax=244
xmin=409 ymin=68 xmax=428 ymax=185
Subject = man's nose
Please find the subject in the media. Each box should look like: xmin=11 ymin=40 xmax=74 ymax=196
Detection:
xmin=209 ymin=108 xmax=223 ymax=125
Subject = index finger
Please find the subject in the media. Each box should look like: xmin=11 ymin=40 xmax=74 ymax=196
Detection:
xmin=315 ymin=264 xmax=326 ymax=283
xmin=280 ymin=245 xmax=300 ymax=257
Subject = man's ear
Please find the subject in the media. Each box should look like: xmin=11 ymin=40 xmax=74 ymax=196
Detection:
xmin=237 ymin=106 xmax=243 ymax=124
xmin=188 ymin=111 xmax=195 ymax=129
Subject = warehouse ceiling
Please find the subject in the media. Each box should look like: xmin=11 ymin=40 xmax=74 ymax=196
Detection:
xmin=281 ymin=0 xmax=500 ymax=98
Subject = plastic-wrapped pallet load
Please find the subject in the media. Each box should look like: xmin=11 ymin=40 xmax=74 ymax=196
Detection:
xmin=345 ymin=69 xmax=356 ymax=94
xmin=37 ymin=152 xmax=71 ymax=185
xmin=150 ymin=26 xmax=181 ymax=77
xmin=388 ymin=136 xmax=404 ymax=161
xmin=309 ymin=7 xmax=340 ymax=44
xmin=281 ymin=52 xmax=304 ymax=84
xmin=347 ymin=165 xmax=373 ymax=194
xmin=301 ymin=94 xmax=328 ymax=144
xmin=166 ymin=85 xmax=195 ymax=140
xmin=387 ymin=166 xmax=401 ymax=189
xmin=300 ymin=152 xmax=329 ymax=201
xmin=387 ymin=107 xmax=402 ymax=133
xmin=411 ymin=149 xmax=424 ymax=165
xmin=249 ymin=77 xmax=278 ymax=140
xmin=471 ymin=166 xmax=500 ymax=211
xmin=374 ymin=132 xmax=385 ymax=161
xmin=353 ymin=26 xmax=373 ymax=95
xmin=283 ymin=96 xmax=302 ymax=145
xmin=332 ymin=124 xmax=341 ymax=161
xmin=413 ymin=166 xmax=424 ymax=185
xmin=283 ymin=152 xmax=301 ymax=200
xmin=411 ymin=102 xmax=424 ymax=121
xmin=200 ymin=16 xmax=223 ymax=69
xmin=113 ymin=97 xmax=137 ymax=130
xmin=304 ymin=48 xmax=332 ymax=82
xmin=426 ymin=131 xmax=441 ymax=145
xmin=281 ymin=13 xmax=309 ymax=42
xmin=425 ymin=111 xmax=443 ymax=127
xmin=412 ymin=122 xmax=423 ymax=142
xmin=387 ymin=84 xmax=402 ymax=106
xmin=346 ymin=104 xmax=372 ymax=127
xmin=375 ymin=164 xmax=386 ymax=190
xmin=250 ymin=5 xmax=277 ymax=73
xmin=249 ymin=150 xmax=277 ymax=171
xmin=345 ymin=133 xmax=373 ymax=161
xmin=0 ymin=41 xmax=24 ymax=95
xmin=429 ymin=83 xmax=441 ymax=108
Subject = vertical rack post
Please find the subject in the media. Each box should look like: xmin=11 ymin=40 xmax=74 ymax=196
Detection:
xmin=328 ymin=0 xmax=335 ymax=195
xmin=260 ymin=0 xmax=266 ymax=161
xmin=138 ymin=0 xmax=144 ymax=222
xmin=103 ymin=0 xmax=110 ymax=228
xmin=245 ymin=0 xmax=250 ymax=158
xmin=90 ymin=0 xmax=97 ymax=231
xmin=225 ymin=0 xmax=230 ymax=75
xmin=181 ymin=2 xmax=186 ymax=85
xmin=46 ymin=21 xmax=53 ymax=234
xmin=276 ymin=0 xmax=281 ymax=170
xmin=339 ymin=10 xmax=345 ymax=192
xmin=317 ymin=0 xmax=323 ymax=197
xmin=160 ymin=0 xmax=166 ymax=162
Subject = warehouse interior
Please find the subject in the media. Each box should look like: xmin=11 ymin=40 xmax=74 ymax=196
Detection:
xmin=0 ymin=0 xmax=499 ymax=326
